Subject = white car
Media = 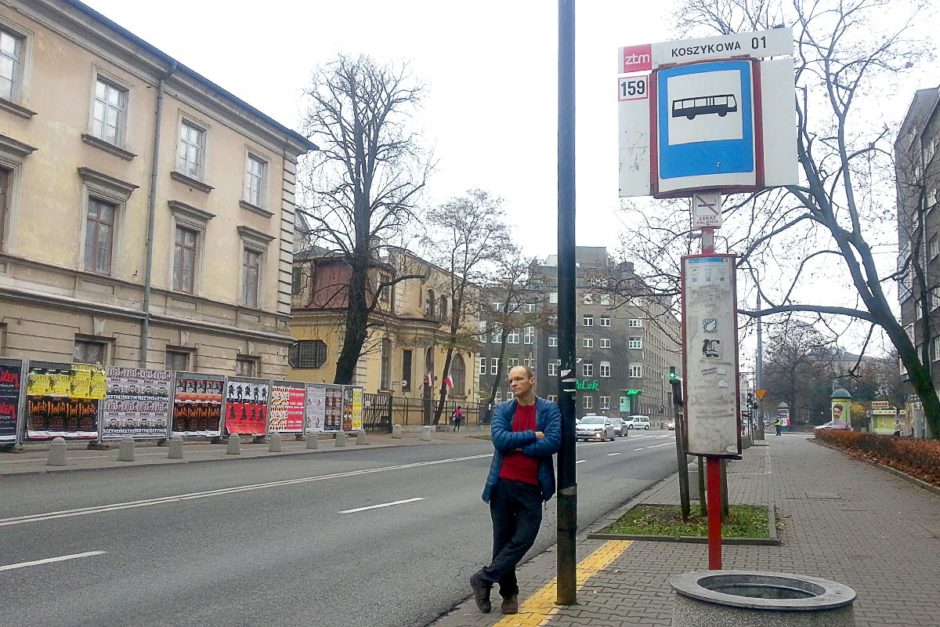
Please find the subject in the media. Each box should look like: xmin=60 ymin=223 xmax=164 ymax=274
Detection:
xmin=627 ymin=415 xmax=651 ymax=430
xmin=576 ymin=415 xmax=616 ymax=442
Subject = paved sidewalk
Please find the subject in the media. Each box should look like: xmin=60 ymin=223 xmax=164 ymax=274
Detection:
xmin=0 ymin=426 xmax=489 ymax=475
xmin=433 ymin=434 xmax=940 ymax=627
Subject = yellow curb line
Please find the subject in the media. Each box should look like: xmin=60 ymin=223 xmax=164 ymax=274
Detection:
xmin=492 ymin=540 xmax=633 ymax=627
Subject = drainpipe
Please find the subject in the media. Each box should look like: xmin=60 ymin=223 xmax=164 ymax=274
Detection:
xmin=139 ymin=62 xmax=177 ymax=368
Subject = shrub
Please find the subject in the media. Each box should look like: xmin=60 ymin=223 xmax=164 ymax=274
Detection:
xmin=815 ymin=430 xmax=940 ymax=487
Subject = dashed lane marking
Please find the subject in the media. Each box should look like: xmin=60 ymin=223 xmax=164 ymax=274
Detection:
xmin=607 ymin=453 xmax=621 ymax=456
xmin=0 ymin=551 xmax=106 ymax=573
xmin=575 ymin=460 xmax=586 ymax=464
xmin=491 ymin=540 xmax=633 ymax=626
xmin=339 ymin=497 xmax=423 ymax=514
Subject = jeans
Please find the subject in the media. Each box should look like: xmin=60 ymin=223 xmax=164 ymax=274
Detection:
xmin=480 ymin=478 xmax=542 ymax=597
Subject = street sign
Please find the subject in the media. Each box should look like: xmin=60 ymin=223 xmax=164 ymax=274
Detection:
xmin=755 ymin=389 xmax=767 ymax=400
xmin=692 ymin=192 xmax=722 ymax=228
xmin=619 ymin=28 xmax=793 ymax=73
xmin=871 ymin=400 xmax=889 ymax=409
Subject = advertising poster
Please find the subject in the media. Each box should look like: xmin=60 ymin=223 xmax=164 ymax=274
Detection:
xmin=171 ymin=372 xmax=224 ymax=437
xmin=305 ymin=384 xmax=326 ymax=433
xmin=224 ymin=377 xmax=269 ymax=436
xmin=269 ymin=381 xmax=305 ymax=433
xmin=25 ymin=361 xmax=105 ymax=440
xmin=350 ymin=387 xmax=364 ymax=431
xmin=0 ymin=358 xmax=23 ymax=442
xmin=102 ymin=367 xmax=172 ymax=440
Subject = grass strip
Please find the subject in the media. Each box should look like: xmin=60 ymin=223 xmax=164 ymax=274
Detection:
xmin=600 ymin=503 xmax=770 ymax=538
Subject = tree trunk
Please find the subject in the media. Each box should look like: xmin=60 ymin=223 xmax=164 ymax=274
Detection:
xmin=333 ymin=259 xmax=369 ymax=385
xmin=432 ymin=348 xmax=454 ymax=425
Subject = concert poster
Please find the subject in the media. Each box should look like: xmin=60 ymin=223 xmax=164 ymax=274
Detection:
xmin=25 ymin=361 xmax=103 ymax=439
xmin=223 ymin=377 xmax=269 ymax=436
xmin=269 ymin=381 xmax=305 ymax=433
xmin=102 ymin=367 xmax=173 ymax=440
xmin=171 ymin=372 xmax=224 ymax=437
xmin=0 ymin=358 xmax=23 ymax=442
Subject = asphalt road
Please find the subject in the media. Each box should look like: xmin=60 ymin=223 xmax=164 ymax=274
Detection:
xmin=0 ymin=431 xmax=678 ymax=627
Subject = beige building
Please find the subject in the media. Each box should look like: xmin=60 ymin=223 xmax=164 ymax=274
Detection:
xmin=0 ymin=0 xmax=316 ymax=377
xmin=290 ymin=246 xmax=480 ymax=407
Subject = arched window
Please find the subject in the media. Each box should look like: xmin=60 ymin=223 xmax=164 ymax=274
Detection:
xmin=451 ymin=353 xmax=466 ymax=396
xmin=439 ymin=295 xmax=448 ymax=321
xmin=425 ymin=289 xmax=436 ymax=318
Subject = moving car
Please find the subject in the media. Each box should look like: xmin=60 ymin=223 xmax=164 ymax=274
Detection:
xmin=666 ymin=419 xmax=676 ymax=431
xmin=627 ymin=415 xmax=651 ymax=430
xmin=576 ymin=415 xmax=616 ymax=442
xmin=609 ymin=417 xmax=627 ymax=437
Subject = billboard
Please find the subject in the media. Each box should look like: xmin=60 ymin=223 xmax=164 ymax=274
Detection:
xmin=25 ymin=361 xmax=105 ymax=440
xmin=269 ymin=381 xmax=306 ymax=433
xmin=171 ymin=372 xmax=224 ymax=437
xmin=305 ymin=384 xmax=346 ymax=432
xmin=224 ymin=377 xmax=270 ymax=436
xmin=681 ymin=255 xmax=740 ymax=456
xmin=102 ymin=367 xmax=172 ymax=440
xmin=0 ymin=358 xmax=23 ymax=443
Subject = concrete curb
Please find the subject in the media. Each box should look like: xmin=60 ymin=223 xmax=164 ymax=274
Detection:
xmin=811 ymin=438 xmax=940 ymax=496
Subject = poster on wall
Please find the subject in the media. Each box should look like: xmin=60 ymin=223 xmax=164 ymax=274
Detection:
xmin=25 ymin=361 xmax=106 ymax=440
xmin=224 ymin=377 xmax=269 ymax=436
xmin=269 ymin=381 xmax=305 ymax=433
xmin=102 ymin=367 xmax=173 ymax=440
xmin=349 ymin=387 xmax=364 ymax=431
xmin=171 ymin=372 xmax=224 ymax=437
xmin=305 ymin=384 xmax=344 ymax=432
xmin=0 ymin=358 xmax=24 ymax=443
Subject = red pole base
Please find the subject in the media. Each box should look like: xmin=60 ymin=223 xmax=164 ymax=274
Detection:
xmin=706 ymin=456 xmax=722 ymax=570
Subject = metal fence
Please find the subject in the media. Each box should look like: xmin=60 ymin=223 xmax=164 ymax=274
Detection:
xmin=360 ymin=396 xmax=489 ymax=431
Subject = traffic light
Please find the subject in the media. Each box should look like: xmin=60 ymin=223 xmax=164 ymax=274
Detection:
xmin=668 ymin=366 xmax=678 ymax=382
xmin=667 ymin=368 xmax=683 ymax=406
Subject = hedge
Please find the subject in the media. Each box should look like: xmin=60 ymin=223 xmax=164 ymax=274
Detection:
xmin=815 ymin=430 xmax=940 ymax=487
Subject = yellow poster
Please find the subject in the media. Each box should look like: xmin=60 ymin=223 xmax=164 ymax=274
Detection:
xmin=351 ymin=387 xmax=363 ymax=431
xmin=49 ymin=372 xmax=72 ymax=396
xmin=27 ymin=371 xmax=52 ymax=396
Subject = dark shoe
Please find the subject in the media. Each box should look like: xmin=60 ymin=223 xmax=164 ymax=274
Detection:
xmin=470 ymin=572 xmax=491 ymax=613
xmin=501 ymin=594 xmax=519 ymax=614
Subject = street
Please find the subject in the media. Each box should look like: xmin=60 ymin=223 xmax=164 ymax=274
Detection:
xmin=0 ymin=433 xmax=678 ymax=627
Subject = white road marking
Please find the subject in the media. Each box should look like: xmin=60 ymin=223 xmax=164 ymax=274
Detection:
xmin=0 ymin=551 xmax=106 ymax=572
xmin=607 ymin=453 xmax=621 ymax=457
xmin=0 ymin=453 xmax=493 ymax=528
xmin=576 ymin=460 xmax=587 ymax=464
xmin=339 ymin=497 xmax=424 ymax=514
xmin=648 ymin=442 xmax=673 ymax=449
xmin=633 ymin=447 xmax=645 ymax=451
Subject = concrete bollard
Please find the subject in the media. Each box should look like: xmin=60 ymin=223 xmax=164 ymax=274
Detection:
xmin=227 ymin=433 xmax=241 ymax=455
xmin=306 ymin=433 xmax=319 ymax=449
xmin=168 ymin=434 xmax=184 ymax=459
xmin=268 ymin=431 xmax=283 ymax=452
xmin=334 ymin=431 xmax=346 ymax=447
xmin=392 ymin=424 xmax=403 ymax=439
xmin=420 ymin=425 xmax=433 ymax=441
xmin=117 ymin=436 xmax=135 ymax=462
xmin=47 ymin=437 xmax=67 ymax=467
xmin=356 ymin=430 xmax=368 ymax=445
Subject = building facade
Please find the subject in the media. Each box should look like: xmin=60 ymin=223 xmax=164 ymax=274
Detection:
xmin=896 ymin=86 xmax=940 ymax=438
xmin=0 ymin=0 xmax=315 ymax=377
xmin=289 ymin=246 xmax=480 ymax=412
xmin=478 ymin=247 xmax=681 ymax=421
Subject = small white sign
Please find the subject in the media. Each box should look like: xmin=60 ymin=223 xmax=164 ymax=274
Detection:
xmin=617 ymin=27 xmax=793 ymax=72
xmin=692 ymin=193 xmax=722 ymax=228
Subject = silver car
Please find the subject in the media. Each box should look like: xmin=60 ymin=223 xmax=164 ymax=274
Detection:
xmin=609 ymin=417 xmax=627 ymax=437
xmin=576 ymin=415 xmax=616 ymax=442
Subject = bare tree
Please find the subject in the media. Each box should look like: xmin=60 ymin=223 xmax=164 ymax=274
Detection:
xmin=299 ymin=54 xmax=433 ymax=384
xmin=624 ymin=0 xmax=939 ymax=437
xmin=762 ymin=320 xmax=835 ymax=424
xmin=424 ymin=190 xmax=511 ymax=424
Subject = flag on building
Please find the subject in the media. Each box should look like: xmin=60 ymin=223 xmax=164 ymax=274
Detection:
xmin=424 ymin=371 xmax=433 ymax=385
xmin=443 ymin=375 xmax=454 ymax=389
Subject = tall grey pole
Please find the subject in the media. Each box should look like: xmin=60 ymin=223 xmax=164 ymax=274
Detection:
xmin=556 ymin=0 xmax=577 ymax=606
xmin=755 ymin=269 xmax=764 ymax=438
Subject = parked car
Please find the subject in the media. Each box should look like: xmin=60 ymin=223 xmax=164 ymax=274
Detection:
xmin=814 ymin=420 xmax=851 ymax=431
xmin=576 ymin=415 xmax=616 ymax=442
xmin=666 ymin=419 xmax=676 ymax=431
xmin=627 ymin=415 xmax=651 ymax=430
xmin=609 ymin=417 xmax=627 ymax=437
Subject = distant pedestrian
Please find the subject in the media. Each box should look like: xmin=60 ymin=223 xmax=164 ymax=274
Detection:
xmin=452 ymin=406 xmax=463 ymax=432
xmin=774 ymin=418 xmax=782 ymax=436
xmin=893 ymin=419 xmax=902 ymax=438
xmin=470 ymin=366 xmax=560 ymax=615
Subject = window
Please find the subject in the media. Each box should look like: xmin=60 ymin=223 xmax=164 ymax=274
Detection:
xmin=402 ymin=349 xmax=413 ymax=390
xmin=583 ymin=337 xmax=594 ymax=348
xmin=933 ymin=336 xmax=940 ymax=362
xmin=930 ymin=234 xmax=940 ymax=261
xmin=508 ymin=357 xmax=520 ymax=369
xmin=477 ymin=321 xmax=487 ymax=341
xmin=932 ymin=289 xmax=940 ymax=311
xmin=525 ymin=303 xmax=536 ymax=313
xmin=173 ymin=225 xmax=198 ymax=293
xmin=600 ymin=316 xmax=611 ymax=327
xmin=491 ymin=302 xmax=502 ymax=312
xmin=549 ymin=291 xmax=558 ymax=304
xmin=288 ymin=340 xmax=327 ymax=368
xmin=380 ymin=338 xmax=392 ymax=390
xmin=493 ymin=391 xmax=501 ymax=402
xmin=583 ymin=293 xmax=593 ymax=304
xmin=425 ymin=289 xmax=436 ymax=318
xmin=92 ymin=78 xmax=127 ymax=146
xmin=582 ymin=363 xmax=593 ymax=377
xmin=0 ymin=167 xmax=9 ymax=249
xmin=439 ymin=296 xmax=448 ymax=321
xmin=507 ymin=329 xmax=520 ymax=344
xmin=629 ymin=318 xmax=643 ymax=328
xmin=523 ymin=357 xmax=535 ymax=368
xmin=629 ymin=364 xmax=643 ymax=378
xmin=241 ymin=247 xmax=262 ymax=308
xmin=583 ymin=314 xmax=594 ymax=326
xmin=478 ymin=356 xmax=487 ymax=375
xmin=74 ymin=339 xmax=107 ymax=365
xmin=490 ymin=357 xmax=499 ymax=375
xmin=491 ymin=324 xmax=502 ymax=344
xmin=451 ymin=354 xmax=466 ymax=395
xmin=84 ymin=197 xmax=115 ymax=275
xmin=548 ymin=360 xmax=559 ymax=376
xmin=0 ymin=28 xmax=23 ymax=102
xmin=164 ymin=348 xmax=188 ymax=371
xmin=583 ymin=396 xmax=593 ymax=409
xmin=524 ymin=326 xmax=534 ymax=344
xmin=600 ymin=396 xmax=610 ymax=410
xmin=600 ymin=294 xmax=610 ymax=305
xmin=629 ymin=337 xmax=642 ymax=349
xmin=548 ymin=336 xmax=558 ymax=347
xmin=236 ymin=356 xmax=258 ymax=377
xmin=600 ymin=361 xmax=611 ymax=377
xmin=600 ymin=338 xmax=611 ymax=349
xmin=177 ymin=119 xmax=206 ymax=179
xmin=245 ymin=154 xmax=267 ymax=207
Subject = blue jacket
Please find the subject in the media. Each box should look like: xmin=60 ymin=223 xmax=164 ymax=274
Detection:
xmin=482 ymin=396 xmax=562 ymax=503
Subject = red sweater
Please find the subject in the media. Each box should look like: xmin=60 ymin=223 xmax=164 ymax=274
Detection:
xmin=498 ymin=404 xmax=539 ymax=485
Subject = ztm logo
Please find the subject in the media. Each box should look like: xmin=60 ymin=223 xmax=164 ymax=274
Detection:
xmin=622 ymin=44 xmax=652 ymax=74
